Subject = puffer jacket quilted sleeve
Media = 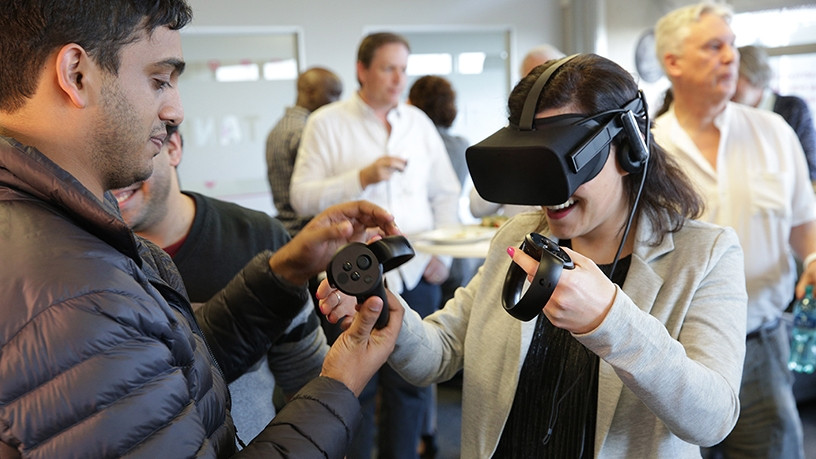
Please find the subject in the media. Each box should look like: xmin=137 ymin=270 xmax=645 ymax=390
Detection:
xmin=236 ymin=376 xmax=361 ymax=458
xmin=0 ymin=193 xmax=235 ymax=458
xmin=0 ymin=137 xmax=359 ymax=458
xmin=192 ymin=251 xmax=310 ymax=384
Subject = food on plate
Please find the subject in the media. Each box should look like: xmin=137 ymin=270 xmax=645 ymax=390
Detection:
xmin=480 ymin=215 xmax=509 ymax=228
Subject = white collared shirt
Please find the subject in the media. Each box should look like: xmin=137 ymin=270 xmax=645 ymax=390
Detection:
xmin=291 ymin=91 xmax=461 ymax=292
xmin=654 ymin=102 xmax=816 ymax=332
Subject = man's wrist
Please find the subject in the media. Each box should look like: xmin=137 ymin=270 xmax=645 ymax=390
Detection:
xmin=267 ymin=250 xmax=310 ymax=286
xmin=359 ymin=168 xmax=370 ymax=189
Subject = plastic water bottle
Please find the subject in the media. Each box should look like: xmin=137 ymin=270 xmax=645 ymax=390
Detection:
xmin=789 ymin=285 xmax=816 ymax=374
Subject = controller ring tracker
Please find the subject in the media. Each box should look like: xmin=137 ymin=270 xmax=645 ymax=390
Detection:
xmin=502 ymin=233 xmax=574 ymax=321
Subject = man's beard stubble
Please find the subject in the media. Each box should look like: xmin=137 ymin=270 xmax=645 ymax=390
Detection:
xmin=95 ymin=79 xmax=155 ymax=191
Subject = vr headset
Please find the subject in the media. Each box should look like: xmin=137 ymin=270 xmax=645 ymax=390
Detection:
xmin=466 ymin=54 xmax=649 ymax=206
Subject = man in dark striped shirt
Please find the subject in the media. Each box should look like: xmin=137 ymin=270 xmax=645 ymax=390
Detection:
xmin=266 ymin=67 xmax=342 ymax=236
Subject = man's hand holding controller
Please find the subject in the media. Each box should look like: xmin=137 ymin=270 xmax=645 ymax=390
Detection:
xmin=268 ymin=200 xmax=400 ymax=286
xmin=323 ymin=235 xmax=414 ymax=329
xmin=265 ymin=200 xmax=406 ymax=396
xmin=319 ymin=291 xmax=404 ymax=397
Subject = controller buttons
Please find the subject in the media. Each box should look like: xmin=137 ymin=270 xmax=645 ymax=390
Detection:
xmin=336 ymin=272 xmax=349 ymax=284
xmin=326 ymin=236 xmax=416 ymax=330
xmin=357 ymin=254 xmax=372 ymax=270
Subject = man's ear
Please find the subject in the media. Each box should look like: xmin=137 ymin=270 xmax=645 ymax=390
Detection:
xmin=662 ymin=53 xmax=681 ymax=79
xmin=166 ymin=132 xmax=184 ymax=167
xmin=55 ymin=44 xmax=94 ymax=109
xmin=355 ymin=60 xmax=366 ymax=86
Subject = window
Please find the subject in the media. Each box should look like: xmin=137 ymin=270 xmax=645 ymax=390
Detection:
xmin=390 ymin=28 xmax=513 ymax=222
xmin=733 ymin=7 xmax=816 ymax=111
xmin=397 ymin=28 xmax=513 ymax=146
xmin=176 ymin=29 xmax=302 ymax=215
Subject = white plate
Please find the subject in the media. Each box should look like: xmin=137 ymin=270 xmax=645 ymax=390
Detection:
xmin=414 ymin=226 xmax=496 ymax=245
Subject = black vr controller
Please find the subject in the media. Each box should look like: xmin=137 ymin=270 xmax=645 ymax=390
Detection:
xmin=502 ymin=233 xmax=574 ymax=321
xmin=326 ymin=235 xmax=415 ymax=329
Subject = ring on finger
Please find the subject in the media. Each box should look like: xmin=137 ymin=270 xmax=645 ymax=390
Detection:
xmin=335 ymin=291 xmax=342 ymax=304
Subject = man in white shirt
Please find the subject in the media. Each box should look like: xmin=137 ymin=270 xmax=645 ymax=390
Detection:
xmin=290 ymin=31 xmax=461 ymax=458
xmin=652 ymin=3 xmax=816 ymax=458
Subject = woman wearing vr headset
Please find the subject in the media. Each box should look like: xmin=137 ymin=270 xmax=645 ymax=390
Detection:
xmin=318 ymin=53 xmax=747 ymax=457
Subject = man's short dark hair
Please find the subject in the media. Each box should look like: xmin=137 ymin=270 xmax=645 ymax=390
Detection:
xmin=0 ymin=0 xmax=193 ymax=112
xmin=357 ymin=32 xmax=410 ymax=68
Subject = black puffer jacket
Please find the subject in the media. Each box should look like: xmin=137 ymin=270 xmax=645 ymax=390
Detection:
xmin=0 ymin=136 xmax=361 ymax=458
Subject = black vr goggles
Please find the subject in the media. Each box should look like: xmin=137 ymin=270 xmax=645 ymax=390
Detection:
xmin=466 ymin=55 xmax=649 ymax=207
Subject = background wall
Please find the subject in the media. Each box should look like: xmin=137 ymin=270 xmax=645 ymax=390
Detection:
xmin=181 ymin=0 xmax=565 ymax=213
xmin=188 ymin=0 xmax=564 ymax=86
xmin=179 ymin=0 xmax=813 ymax=214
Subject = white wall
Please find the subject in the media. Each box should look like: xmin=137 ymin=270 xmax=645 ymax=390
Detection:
xmin=187 ymin=0 xmax=564 ymax=99
xmin=181 ymin=0 xmax=565 ymax=213
xmin=180 ymin=0 xmax=814 ymax=214
xmin=185 ymin=0 xmax=813 ymax=123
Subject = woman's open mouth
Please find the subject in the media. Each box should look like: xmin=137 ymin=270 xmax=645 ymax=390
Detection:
xmin=546 ymin=198 xmax=576 ymax=219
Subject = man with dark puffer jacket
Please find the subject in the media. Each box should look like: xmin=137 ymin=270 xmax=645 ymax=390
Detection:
xmin=112 ymin=125 xmax=331 ymax=441
xmin=0 ymin=1 xmax=403 ymax=457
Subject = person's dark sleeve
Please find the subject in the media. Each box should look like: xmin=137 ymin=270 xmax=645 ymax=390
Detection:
xmin=195 ymin=250 xmax=310 ymax=382
xmin=791 ymin=102 xmax=816 ymax=181
xmin=777 ymin=95 xmax=816 ymax=181
xmin=235 ymin=376 xmax=362 ymax=458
